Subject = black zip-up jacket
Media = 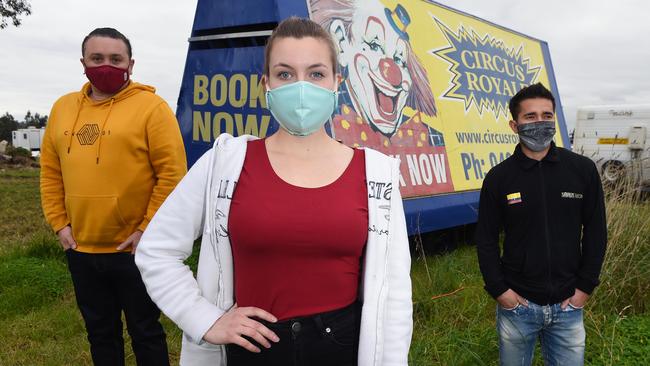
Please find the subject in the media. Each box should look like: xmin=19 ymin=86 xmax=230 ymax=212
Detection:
xmin=475 ymin=142 xmax=607 ymax=305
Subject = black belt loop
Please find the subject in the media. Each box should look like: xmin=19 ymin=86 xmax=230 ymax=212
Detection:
xmin=313 ymin=313 xmax=326 ymax=332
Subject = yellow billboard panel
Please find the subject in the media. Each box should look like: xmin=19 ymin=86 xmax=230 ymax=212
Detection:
xmin=309 ymin=0 xmax=563 ymax=196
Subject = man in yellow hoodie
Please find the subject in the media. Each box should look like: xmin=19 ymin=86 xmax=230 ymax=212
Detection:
xmin=40 ymin=27 xmax=186 ymax=365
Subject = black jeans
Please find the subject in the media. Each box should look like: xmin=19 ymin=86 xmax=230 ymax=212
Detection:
xmin=226 ymin=302 xmax=360 ymax=366
xmin=65 ymin=250 xmax=169 ymax=366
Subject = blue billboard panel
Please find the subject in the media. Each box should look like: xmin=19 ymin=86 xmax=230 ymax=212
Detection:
xmin=192 ymin=0 xmax=308 ymax=32
xmin=176 ymin=47 xmax=278 ymax=165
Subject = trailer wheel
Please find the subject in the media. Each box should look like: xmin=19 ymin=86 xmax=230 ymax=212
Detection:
xmin=602 ymin=160 xmax=625 ymax=183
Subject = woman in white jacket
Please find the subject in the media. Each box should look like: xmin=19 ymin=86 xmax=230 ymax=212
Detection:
xmin=135 ymin=17 xmax=412 ymax=366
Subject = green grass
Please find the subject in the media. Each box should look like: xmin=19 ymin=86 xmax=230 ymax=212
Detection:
xmin=1 ymin=168 xmax=648 ymax=365
xmin=0 ymin=167 xmax=52 ymax=256
xmin=410 ymin=246 xmax=497 ymax=365
xmin=409 ymin=246 xmax=650 ymax=365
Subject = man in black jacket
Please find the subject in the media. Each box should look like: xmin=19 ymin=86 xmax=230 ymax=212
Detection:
xmin=475 ymin=83 xmax=607 ymax=366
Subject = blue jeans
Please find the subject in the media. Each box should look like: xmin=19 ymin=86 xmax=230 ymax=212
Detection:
xmin=497 ymin=300 xmax=585 ymax=366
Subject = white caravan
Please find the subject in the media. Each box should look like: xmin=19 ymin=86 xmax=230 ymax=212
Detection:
xmin=11 ymin=127 xmax=46 ymax=156
xmin=573 ymin=105 xmax=650 ymax=187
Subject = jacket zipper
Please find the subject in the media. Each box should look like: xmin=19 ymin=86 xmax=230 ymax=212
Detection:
xmin=210 ymin=143 xmax=229 ymax=362
xmin=538 ymin=162 xmax=553 ymax=304
xmin=211 ymin=220 xmax=224 ymax=307
xmin=208 ymin=150 xmax=225 ymax=308
xmin=373 ymin=236 xmax=390 ymax=366
xmin=374 ymin=173 xmax=394 ymax=365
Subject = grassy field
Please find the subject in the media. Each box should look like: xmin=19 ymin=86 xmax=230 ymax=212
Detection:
xmin=0 ymin=168 xmax=648 ymax=365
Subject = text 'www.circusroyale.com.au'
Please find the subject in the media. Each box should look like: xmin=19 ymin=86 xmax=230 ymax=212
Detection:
xmin=455 ymin=131 xmax=519 ymax=145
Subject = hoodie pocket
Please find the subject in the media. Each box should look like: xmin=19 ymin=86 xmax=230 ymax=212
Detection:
xmin=65 ymin=195 xmax=128 ymax=244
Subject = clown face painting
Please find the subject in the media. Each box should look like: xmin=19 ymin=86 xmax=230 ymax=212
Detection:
xmin=311 ymin=0 xmax=453 ymax=197
xmin=311 ymin=0 xmax=437 ymax=138
xmin=333 ymin=4 xmax=411 ymax=136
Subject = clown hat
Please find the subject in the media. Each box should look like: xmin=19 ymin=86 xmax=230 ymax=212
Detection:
xmin=384 ymin=4 xmax=411 ymax=40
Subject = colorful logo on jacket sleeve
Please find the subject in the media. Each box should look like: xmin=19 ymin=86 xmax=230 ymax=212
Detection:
xmin=507 ymin=192 xmax=522 ymax=205
xmin=431 ymin=18 xmax=541 ymax=118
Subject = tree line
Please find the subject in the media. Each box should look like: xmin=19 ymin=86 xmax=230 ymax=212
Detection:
xmin=1 ymin=0 xmax=31 ymax=29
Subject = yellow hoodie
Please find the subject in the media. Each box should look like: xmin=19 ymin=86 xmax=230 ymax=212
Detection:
xmin=40 ymin=81 xmax=187 ymax=253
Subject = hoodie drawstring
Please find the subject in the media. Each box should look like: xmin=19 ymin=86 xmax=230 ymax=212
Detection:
xmin=96 ymin=98 xmax=115 ymax=164
xmin=66 ymin=100 xmax=84 ymax=154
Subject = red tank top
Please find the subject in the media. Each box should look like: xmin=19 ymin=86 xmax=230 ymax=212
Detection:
xmin=228 ymin=139 xmax=368 ymax=320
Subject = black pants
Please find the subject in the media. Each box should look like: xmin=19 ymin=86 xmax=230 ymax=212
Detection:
xmin=65 ymin=250 xmax=169 ymax=366
xmin=226 ymin=302 xmax=360 ymax=366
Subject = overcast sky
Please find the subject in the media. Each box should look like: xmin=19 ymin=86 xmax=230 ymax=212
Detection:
xmin=1 ymin=0 xmax=648 ymax=132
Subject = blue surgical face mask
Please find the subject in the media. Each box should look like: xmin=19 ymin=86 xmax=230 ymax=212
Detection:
xmin=265 ymin=81 xmax=338 ymax=136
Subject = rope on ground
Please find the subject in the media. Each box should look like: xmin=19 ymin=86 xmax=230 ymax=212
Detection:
xmin=430 ymin=286 xmax=464 ymax=300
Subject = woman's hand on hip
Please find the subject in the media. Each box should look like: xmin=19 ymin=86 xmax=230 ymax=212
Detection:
xmin=203 ymin=304 xmax=280 ymax=352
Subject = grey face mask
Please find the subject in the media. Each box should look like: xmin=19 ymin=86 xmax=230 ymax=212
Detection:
xmin=516 ymin=121 xmax=556 ymax=152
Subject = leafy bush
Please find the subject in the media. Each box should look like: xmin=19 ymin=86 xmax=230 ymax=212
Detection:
xmin=5 ymin=145 xmax=31 ymax=159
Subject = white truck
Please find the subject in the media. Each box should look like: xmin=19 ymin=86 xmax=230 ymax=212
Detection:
xmin=573 ymin=105 xmax=649 ymax=188
xmin=11 ymin=127 xmax=46 ymax=156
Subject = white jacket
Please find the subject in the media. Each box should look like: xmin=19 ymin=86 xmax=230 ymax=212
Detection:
xmin=135 ymin=134 xmax=412 ymax=365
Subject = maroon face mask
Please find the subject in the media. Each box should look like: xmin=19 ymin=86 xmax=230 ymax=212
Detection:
xmin=84 ymin=65 xmax=129 ymax=94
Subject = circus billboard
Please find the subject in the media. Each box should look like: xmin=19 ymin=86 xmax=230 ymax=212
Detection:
xmin=309 ymin=0 xmax=568 ymax=197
